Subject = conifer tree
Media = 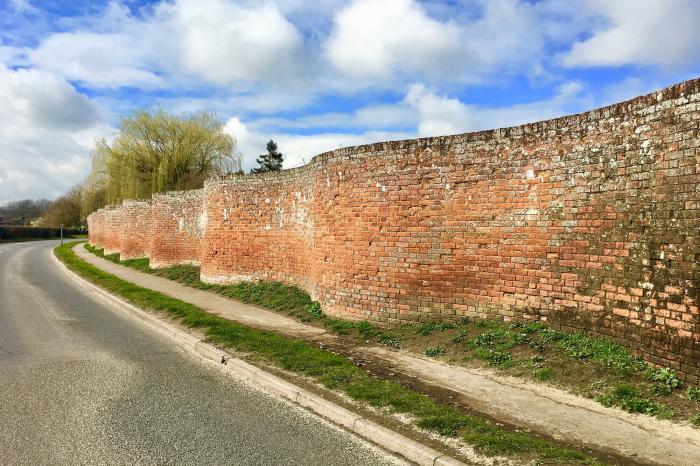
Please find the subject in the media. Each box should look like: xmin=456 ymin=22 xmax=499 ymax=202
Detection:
xmin=252 ymin=139 xmax=284 ymax=173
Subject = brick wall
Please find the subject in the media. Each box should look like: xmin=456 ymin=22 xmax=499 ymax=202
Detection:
xmin=119 ymin=200 xmax=151 ymax=260
xmin=201 ymin=173 xmax=315 ymax=291
xmin=201 ymin=79 xmax=700 ymax=381
xmin=90 ymin=79 xmax=700 ymax=380
xmin=102 ymin=206 xmax=123 ymax=255
xmin=87 ymin=208 xmax=104 ymax=249
xmin=149 ymin=190 xmax=204 ymax=268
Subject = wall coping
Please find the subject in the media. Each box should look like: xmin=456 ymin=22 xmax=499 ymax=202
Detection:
xmin=206 ymin=77 xmax=700 ymax=188
xmin=93 ymin=77 xmax=700 ymax=205
xmin=152 ymin=188 xmax=204 ymax=200
xmin=122 ymin=199 xmax=151 ymax=207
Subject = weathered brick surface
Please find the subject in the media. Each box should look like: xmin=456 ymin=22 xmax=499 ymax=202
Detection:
xmin=202 ymin=173 xmax=315 ymax=291
xmin=149 ymin=190 xmax=204 ymax=268
xmin=119 ymin=200 xmax=151 ymax=260
xmin=87 ymin=208 xmax=105 ymax=249
xmin=201 ymin=79 xmax=700 ymax=380
xmin=102 ymin=206 xmax=123 ymax=255
xmin=90 ymin=79 xmax=700 ymax=380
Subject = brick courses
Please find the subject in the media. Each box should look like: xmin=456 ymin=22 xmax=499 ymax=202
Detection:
xmin=87 ymin=208 xmax=104 ymax=249
xmin=89 ymin=79 xmax=700 ymax=380
xmin=149 ymin=190 xmax=204 ymax=268
xmin=102 ymin=206 xmax=123 ymax=255
xmin=119 ymin=200 xmax=151 ymax=260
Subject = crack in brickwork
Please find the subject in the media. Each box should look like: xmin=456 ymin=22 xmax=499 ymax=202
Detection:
xmin=88 ymin=79 xmax=700 ymax=381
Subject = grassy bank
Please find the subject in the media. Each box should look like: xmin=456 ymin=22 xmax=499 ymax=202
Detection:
xmin=64 ymin=242 xmax=608 ymax=464
xmin=84 ymin=244 xmax=700 ymax=426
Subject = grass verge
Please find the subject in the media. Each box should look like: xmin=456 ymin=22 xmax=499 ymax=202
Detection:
xmin=65 ymin=242 xmax=606 ymax=464
xmin=83 ymin=244 xmax=700 ymax=425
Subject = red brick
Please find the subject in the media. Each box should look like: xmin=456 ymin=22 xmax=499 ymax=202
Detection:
xmin=88 ymin=78 xmax=700 ymax=380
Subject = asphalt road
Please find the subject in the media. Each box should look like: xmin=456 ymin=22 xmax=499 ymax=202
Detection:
xmin=0 ymin=240 xmax=404 ymax=465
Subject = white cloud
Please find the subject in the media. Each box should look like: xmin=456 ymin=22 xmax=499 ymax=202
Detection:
xmin=29 ymin=32 xmax=165 ymax=89
xmin=223 ymin=79 xmax=589 ymax=172
xmin=324 ymin=0 xmax=549 ymax=87
xmin=562 ymin=0 xmax=700 ymax=68
xmin=0 ymin=66 xmax=100 ymax=130
xmin=0 ymin=65 xmax=113 ymax=203
xmin=404 ymin=81 xmax=588 ymax=137
xmin=325 ymin=0 xmax=463 ymax=81
xmin=274 ymin=131 xmax=413 ymax=168
xmin=2 ymin=0 xmax=698 ymax=205
xmin=223 ymin=116 xmax=412 ymax=171
xmin=168 ymin=0 xmax=308 ymax=86
xmin=249 ymin=103 xmax=416 ymax=131
xmin=20 ymin=0 xmax=309 ymax=90
xmin=0 ymin=45 xmax=30 ymax=64
xmin=599 ymin=76 xmax=661 ymax=105
xmin=9 ymin=0 xmax=38 ymax=14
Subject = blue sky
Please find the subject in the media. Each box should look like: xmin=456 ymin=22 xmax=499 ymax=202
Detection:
xmin=0 ymin=0 xmax=699 ymax=203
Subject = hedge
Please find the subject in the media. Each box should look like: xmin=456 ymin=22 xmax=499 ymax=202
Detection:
xmin=0 ymin=225 xmax=82 ymax=240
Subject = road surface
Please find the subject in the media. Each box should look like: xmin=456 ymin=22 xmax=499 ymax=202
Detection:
xmin=0 ymin=240 xmax=404 ymax=465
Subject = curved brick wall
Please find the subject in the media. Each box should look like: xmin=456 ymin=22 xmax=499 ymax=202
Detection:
xmin=202 ymin=173 xmax=315 ymax=289
xmin=119 ymin=200 xmax=151 ymax=260
xmin=149 ymin=190 xmax=204 ymax=268
xmin=200 ymin=79 xmax=700 ymax=380
xmin=87 ymin=208 xmax=105 ymax=249
xmin=89 ymin=79 xmax=700 ymax=380
xmin=102 ymin=206 xmax=122 ymax=255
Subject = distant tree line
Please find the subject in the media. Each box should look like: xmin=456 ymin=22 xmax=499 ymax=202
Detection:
xmin=0 ymin=199 xmax=50 ymax=225
xmin=0 ymin=192 xmax=81 ymax=229
xmin=0 ymin=225 xmax=81 ymax=241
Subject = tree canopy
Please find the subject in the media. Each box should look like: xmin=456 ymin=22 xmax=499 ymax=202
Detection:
xmin=81 ymin=109 xmax=235 ymax=218
xmin=37 ymin=185 xmax=82 ymax=228
xmin=251 ymin=139 xmax=284 ymax=173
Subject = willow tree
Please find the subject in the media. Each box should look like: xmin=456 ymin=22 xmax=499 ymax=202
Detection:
xmin=80 ymin=148 xmax=108 ymax=220
xmin=82 ymin=109 xmax=235 ymax=212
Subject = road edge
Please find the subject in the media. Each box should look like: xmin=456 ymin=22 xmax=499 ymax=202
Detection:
xmin=51 ymin=247 xmax=465 ymax=466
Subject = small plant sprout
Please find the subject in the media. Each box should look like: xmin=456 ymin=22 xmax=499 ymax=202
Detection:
xmin=686 ymin=387 xmax=700 ymax=402
xmin=425 ymin=346 xmax=446 ymax=357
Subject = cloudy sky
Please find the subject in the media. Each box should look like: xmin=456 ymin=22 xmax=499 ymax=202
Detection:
xmin=1 ymin=0 xmax=699 ymax=203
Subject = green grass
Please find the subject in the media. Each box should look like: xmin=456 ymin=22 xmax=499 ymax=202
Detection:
xmin=533 ymin=368 xmax=554 ymax=382
xmin=82 ymin=243 xmax=692 ymax=424
xmin=461 ymin=320 xmax=682 ymax=386
xmin=687 ymin=387 xmax=700 ymax=402
xmin=425 ymin=346 xmax=446 ymax=357
xmin=460 ymin=320 xmax=682 ymax=417
xmin=465 ymin=321 xmax=649 ymax=378
xmin=61 ymin=241 xmax=601 ymax=464
xmin=691 ymin=413 xmax=700 ymax=428
xmin=418 ymin=322 xmax=456 ymax=336
xmin=595 ymin=384 xmax=673 ymax=419
xmin=85 ymin=244 xmax=403 ymax=346
xmin=645 ymin=367 xmax=681 ymax=396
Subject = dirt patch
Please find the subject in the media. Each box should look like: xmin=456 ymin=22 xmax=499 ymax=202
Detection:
xmin=304 ymin=335 xmax=643 ymax=466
